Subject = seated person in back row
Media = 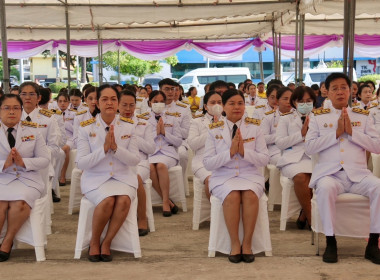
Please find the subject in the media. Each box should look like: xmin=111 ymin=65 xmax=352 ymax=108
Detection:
xmin=305 ymin=72 xmax=380 ymax=265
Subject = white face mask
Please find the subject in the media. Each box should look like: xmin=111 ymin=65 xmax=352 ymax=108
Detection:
xmin=208 ymin=104 xmax=223 ymax=117
xmin=297 ymin=102 xmax=314 ymax=115
xmin=152 ymin=102 xmax=166 ymax=114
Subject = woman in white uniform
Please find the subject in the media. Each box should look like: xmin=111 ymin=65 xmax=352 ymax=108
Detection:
xmin=261 ymin=86 xmax=293 ymax=166
xmin=253 ymin=84 xmax=279 ymax=120
xmin=356 ymin=84 xmax=378 ymax=109
xmin=275 ymin=86 xmax=317 ymax=229
xmin=188 ymin=91 xmax=223 ymax=200
xmin=77 ymin=85 xmax=140 ymax=262
xmin=72 ymin=86 xmax=99 ymax=149
xmin=0 ymin=94 xmax=50 ymax=262
xmin=118 ymin=90 xmax=155 ymax=236
xmin=148 ymin=91 xmax=182 ymax=217
xmin=204 ymin=89 xmax=269 ymax=263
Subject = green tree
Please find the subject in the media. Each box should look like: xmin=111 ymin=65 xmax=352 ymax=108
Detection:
xmin=0 ymin=57 xmax=20 ymax=81
xmin=326 ymin=60 xmax=343 ymax=68
xmin=102 ymin=51 xmax=178 ymax=82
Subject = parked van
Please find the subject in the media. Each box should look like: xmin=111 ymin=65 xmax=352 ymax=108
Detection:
xmin=179 ymin=67 xmax=251 ymax=96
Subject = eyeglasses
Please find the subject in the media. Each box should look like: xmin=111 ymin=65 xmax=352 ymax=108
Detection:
xmin=330 ymin=86 xmax=349 ymax=93
xmin=20 ymin=92 xmax=37 ymax=97
xmin=162 ymin=87 xmax=176 ymax=92
xmin=1 ymin=106 xmax=22 ymax=112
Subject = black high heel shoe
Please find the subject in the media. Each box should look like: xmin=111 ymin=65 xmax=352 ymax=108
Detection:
xmin=169 ymin=199 xmax=179 ymax=214
xmin=0 ymin=242 xmax=13 ymax=262
xmin=88 ymin=246 xmax=100 ymax=262
xmin=296 ymin=210 xmax=307 ymax=230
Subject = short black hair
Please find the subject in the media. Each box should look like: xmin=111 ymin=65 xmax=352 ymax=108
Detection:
xmin=243 ymin=79 xmax=252 ymax=84
xmin=276 ymin=87 xmax=292 ymax=100
xmin=159 ymin=78 xmax=177 ymax=88
xmin=20 ymin=82 xmax=40 ymax=96
xmin=267 ymin=79 xmax=283 ymax=88
xmin=202 ymin=90 xmax=221 ymax=114
xmin=119 ymin=90 xmax=137 ymax=103
xmin=366 ymin=80 xmax=375 ymax=90
xmin=38 ymin=88 xmax=51 ymax=105
xmin=290 ymin=86 xmax=317 ymax=108
xmin=57 ymin=92 xmax=70 ymax=102
xmin=82 ymin=83 xmax=93 ymax=93
xmin=0 ymin=93 xmax=23 ymax=108
xmin=69 ymin=88 xmax=82 ymax=98
xmin=266 ymin=84 xmax=281 ymax=98
xmin=325 ymin=73 xmax=351 ymax=90
xmin=221 ymin=89 xmax=244 ymax=105
xmin=257 ymin=82 xmax=265 ymax=86
xmin=149 ymin=90 xmax=166 ymax=102
xmin=357 ymin=84 xmax=372 ymax=100
xmin=84 ymin=86 xmax=97 ymax=98
xmin=96 ymin=84 xmax=119 ymax=101
xmin=209 ymin=80 xmax=228 ymax=91
xmin=227 ymin=82 xmax=236 ymax=89
xmin=310 ymin=84 xmax=320 ymax=91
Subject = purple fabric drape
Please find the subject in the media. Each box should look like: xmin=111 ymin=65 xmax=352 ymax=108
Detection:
xmin=192 ymin=39 xmax=254 ymax=54
xmin=265 ymin=35 xmax=343 ymax=50
xmin=119 ymin=40 xmax=189 ymax=54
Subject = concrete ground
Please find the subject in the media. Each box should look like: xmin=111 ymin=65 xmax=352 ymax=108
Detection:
xmin=1 ymin=181 xmax=379 ymax=280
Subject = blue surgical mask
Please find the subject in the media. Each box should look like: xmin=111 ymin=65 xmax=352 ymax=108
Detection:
xmin=297 ymin=102 xmax=313 ymax=115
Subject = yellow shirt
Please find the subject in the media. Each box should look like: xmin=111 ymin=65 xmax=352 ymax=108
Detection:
xmin=188 ymin=96 xmax=200 ymax=112
xmin=257 ymin=91 xmax=266 ymax=99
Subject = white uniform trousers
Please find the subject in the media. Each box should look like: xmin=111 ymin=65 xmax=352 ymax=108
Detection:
xmin=314 ymin=170 xmax=380 ymax=236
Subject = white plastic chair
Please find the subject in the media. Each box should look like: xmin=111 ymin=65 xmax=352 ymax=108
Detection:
xmin=192 ymin=177 xmax=211 ymax=230
xmin=279 ymin=175 xmax=301 ymax=231
xmin=143 ymin=179 xmax=155 ymax=232
xmin=68 ymin=167 xmax=83 ymax=215
xmin=65 ymin=149 xmax=77 ymax=180
xmin=0 ymin=194 xmax=49 ymax=262
xmin=208 ymin=194 xmax=272 ymax=257
xmin=151 ymin=165 xmax=187 ymax=212
xmin=267 ymin=164 xmax=282 ymax=211
xmin=179 ymin=148 xmax=190 ymax=197
xmin=311 ymin=193 xmax=370 ymax=255
xmin=371 ymin=153 xmax=380 ymax=178
xmin=74 ymin=196 xmax=141 ymax=259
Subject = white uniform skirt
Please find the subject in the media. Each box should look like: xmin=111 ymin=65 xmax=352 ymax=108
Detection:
xmin=85 ymin=178 xmax=136 ymax=206
xmin=0 ymin=180 xmax=41 ymax=208
xmin=137 ymin=164 xmax=150 ymax=182
xmin=211 ymin=177 xmax=264 ymax=204
xmin=269 ymin=153 xmax=281 ymax=166
xmin=149 ymin=151 xmax=178 ymax=169
xmin=194 ymin=166 xmax=211 ymax=183
xmin=280 ymin=154 xmax=312 ymax=179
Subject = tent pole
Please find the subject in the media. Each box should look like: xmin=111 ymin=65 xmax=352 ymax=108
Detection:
xmin=348 ymin=0 xmax=356 ymax=107
xmin=278 ymin=32 xmax=282 ymax=81
xmin=0 ymin=0 xmax=10 ymax=93
xmin=299 ymin=14 xmax=305 ymax=86
xmin=76 ymin=55 xmax=79 ymax=88
xmin=259 ymin=51 xmax=264 ymax=83
xmin=117 ymin=50 xmax=121 ymax=84
xmin=272 ymin=15 xmax=277 ymax=80
xmin=97 ymin=28 xmax=103 ymax=85
xmin=56 ymin=50 xmax=60 ymax=82
xmin=343 ymin=0 xmax=350 ymax=75
xmin=20 ymin=59 xmax=24 ymax=83
xmin=294 ymin=3 xmax=299 ymax=86
xmin=65 ymin=0 xmax=71 ymax=92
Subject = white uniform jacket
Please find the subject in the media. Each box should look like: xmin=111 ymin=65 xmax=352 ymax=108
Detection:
xmin=147 ymin=112 xmax=182 ymax=161
xmin=21 ymin=108 xmax=59 ymax=158
xmin=72 ymin=109 xmax=94 ymax=149
xmin=0 ymin=121 xmax=50 ymax=194
xmin=62 ymin=108 xmax=76 ymax=147
xmin=133 ymin=114 xmax=156 ymax=162
xmin=260 ymin=108 xmax=281 ymax=159
xmin=203 ymin=117 xmax=269 ymax=192
xmin=305 ymin=107 xmax=380 ymax=187
xmin=253 ymin=102 xmax=274 ymax=120
xmin=77 ymin=115 xmax=140 ymax=194
xmin=50 ymin=109 xmax=67 ymax=148
xmin=188 ymin=113 xmax=212 ymax=175
xmin=165 ymin=101 xmax=192 ymax=140
xmin=275 ymin=110 xmax=310 ymax=168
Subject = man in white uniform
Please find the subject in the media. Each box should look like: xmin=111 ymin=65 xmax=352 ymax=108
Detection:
xmin=305 ymin=73 xmax=380 ymax=265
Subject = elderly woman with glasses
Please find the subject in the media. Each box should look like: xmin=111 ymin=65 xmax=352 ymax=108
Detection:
xmin=0 ymin=94 xmax=50 ymax=262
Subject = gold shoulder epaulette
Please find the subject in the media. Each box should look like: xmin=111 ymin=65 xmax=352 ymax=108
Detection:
xmin=313 ymin=108 xmax=331 ymax=116
xmin=137 ymin=121 xmax=147 ymax=125
xmin=193 ymin=114 xmax=204 ymax=118
xmin=176 ymin=102 xmax=187 ymax=108
xmin=141 ymin=112 xmax=150 ymax=116
xmin=120 ymin=117 xmax=134 ymax=124
xmin=82 ymin=103 xmax=88 ymax=107
xmin=80 ymin=118 xmax=96 ymax=127
xmin=39 ymin=108 xmax=53 ymax=118
xmin=69 ymin=108 xmax=77 ymax=112
xmin=136 ymin=114 xmax=149 ymax=120
xmin=281 ymin=111 xmax=293 ymax=116
xmin=51 ymin=109 xmax=62 ymax=115
xmin=372 ymin=102 xmax=378 ymax=107
xmin=255 ymin=105 xmax=265 ymax=109
xmin=245 ymin=117 xmax=261 ymax=126
xmin=76 ymin=110 xmax=87 ymax=116
xmin=209 ymin=120 xmax=224 ymax=129
xmin=181 ymin=100 xmax=190 ymax=105
xmin=352 ymin=102 xmax=360 ymax=107
xmin=21 ymin=120 xmax=38 ymax=128
xmin=136 ymin=98 xmax=144 ymax=102
xmin=166 ymin=111 xmax=181 ymax=117
xmin=265 ymin=109 xmax=276 ymax=115
xmin=352 ymin=107 xmax=369 ymax=116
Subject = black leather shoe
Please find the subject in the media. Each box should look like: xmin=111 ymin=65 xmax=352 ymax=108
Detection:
xmin=296 ymin=210 xmax=306 ymax=230
xmin=169 ymin=199 xmax=179 ymax=214
xmin=59 ymin=180 xmax=66 ymax=187
xmin=52 ymin=190 xmax=61 ymax=203
xmin=138 ymin=229 xmax=149 ymax=237
xmin=88 ymin=247 xmax=100 ymax=262
xmin=228 ymin=253 xmax=242 ymax=263
xmin=0 ymin=243 xmax=12 ymax=262
xmin=323 ymin=238 xmax=338 ymax=263
xmin=365 ymin=243 xmax=380 ymax=264
xmin=100 ymin=254 xmax=113 ymax=262
xmin=242 ymin=253 xmax=255 ymax=263
xmin=163 ymin=211 xmax=172 ymax=217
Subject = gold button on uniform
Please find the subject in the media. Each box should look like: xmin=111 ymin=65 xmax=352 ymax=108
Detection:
xmin=109 ymin=162 xmax=113 ymax=166
xmin=340 ymin=149 xmax=344 ymax=152
xmin=235 ymin=166 xmax=238 ymax=169
xmin=340 ymin=161 xmax=344 ymax=164
xmin=13 ymin=168 xmax=17 ymax=171
xmin=110 ymin=172 xmax=113 ymax=176
xmin=340 ymin=138 xmax=344 ymax=142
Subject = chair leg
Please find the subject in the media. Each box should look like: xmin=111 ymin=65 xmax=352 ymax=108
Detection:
xmin=311 ymin=230 xmax=314 ymax=245
xmin=316 ymin=232 xmax=319 ymax=256
xmin=35 ymin=246 xmax=46 ymax=262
